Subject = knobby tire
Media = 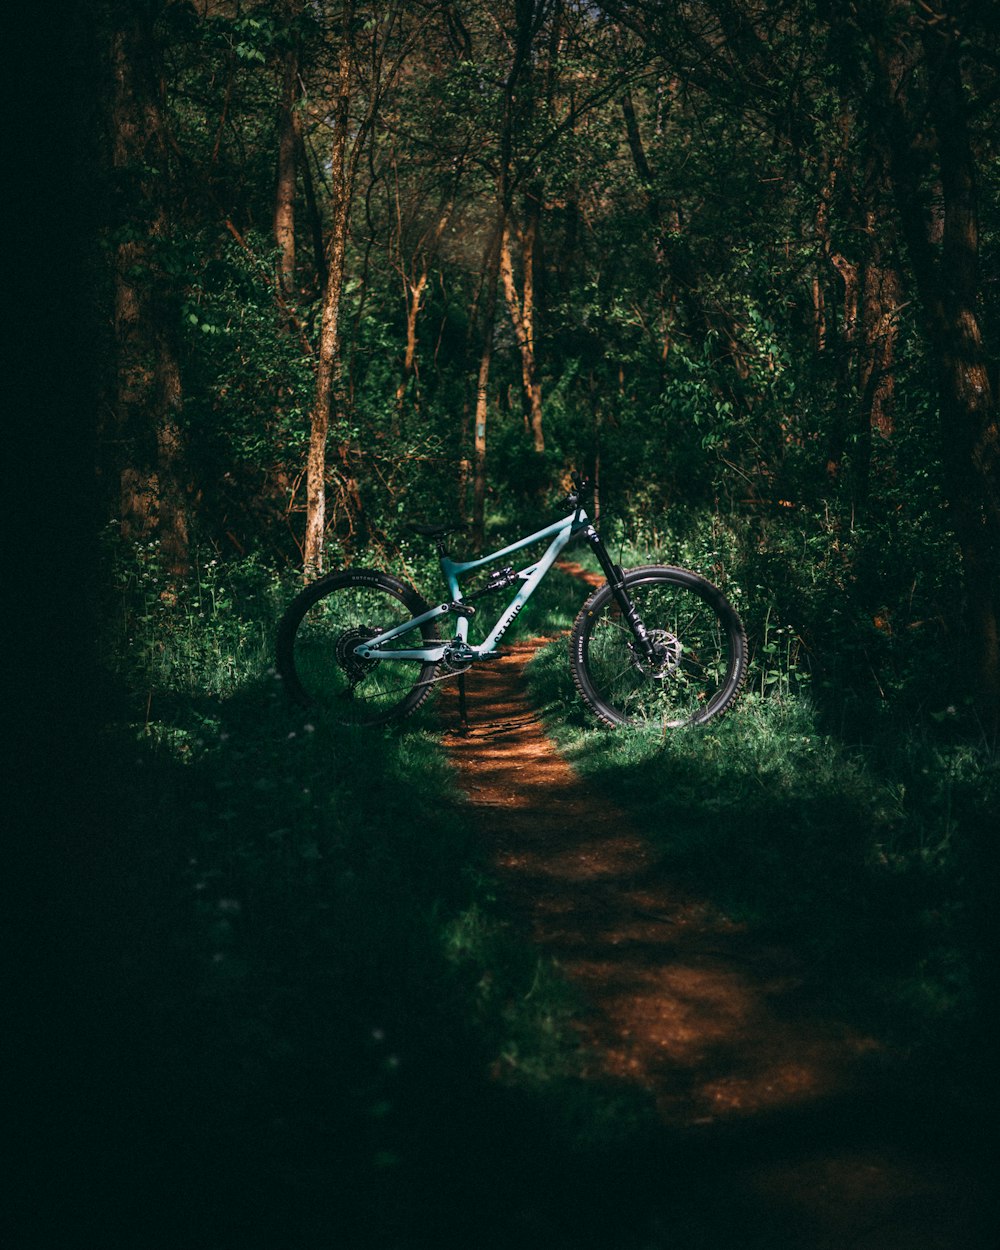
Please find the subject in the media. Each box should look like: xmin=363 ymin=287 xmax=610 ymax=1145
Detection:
xmin=276 ymin=569 xmax=440 ymax=727
xmin=570 ymin=565 xmax=747 ymax=728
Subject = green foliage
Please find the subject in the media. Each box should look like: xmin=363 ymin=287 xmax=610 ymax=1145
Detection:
xmin=102 ymin=530 xmax=292 ymax=696
xmin=103 ymin=0 xmax=1000 ymax=720
xmin=90 ymin=1 xmax=1000 ymax=1236
xmin=96 ymin=536 xmax=642 ymax=1239
xmin=175 ymin=232 xmax=315 ymax=554
xmin=526 ymin=639 xmax=998 ymax=1084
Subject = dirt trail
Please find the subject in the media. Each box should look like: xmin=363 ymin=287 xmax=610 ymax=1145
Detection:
xmin=438 ymin=625 xmax=991 ymax=1249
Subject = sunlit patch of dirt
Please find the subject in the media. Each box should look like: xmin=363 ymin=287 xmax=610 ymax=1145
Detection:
xmin=554 ymin=557 xmax=604 ymax=589
xmin=441 ymin=641 xmax=880 ymax=1123
xmin=438 ymin=634 xmax=992 ymax=1248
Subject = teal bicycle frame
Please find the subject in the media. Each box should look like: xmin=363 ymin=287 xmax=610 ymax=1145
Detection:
xmin=353 ymin=510 xmax=590 ymax=664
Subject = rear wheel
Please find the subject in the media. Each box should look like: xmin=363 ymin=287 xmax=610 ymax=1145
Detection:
xmin=570 ymin=565 xmax=747 ymax=728
xmin=276 ymin=570 xmax=440 ymax=726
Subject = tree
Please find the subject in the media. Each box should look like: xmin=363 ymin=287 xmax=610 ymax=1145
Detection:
xmin=109 ymin=0 xmax=190 ymax=577
xmin=273 ymin=1 xmax=303 ymax=298
xmin=865 ymin=0 xmax=1000 ymax=723
xmin=303 ymin=0 xmax=435 ymax=574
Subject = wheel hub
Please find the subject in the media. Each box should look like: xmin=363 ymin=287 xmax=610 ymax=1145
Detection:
xmin=335 ymin=626 xmax=380 ymax=683
xmin=630 ymin=629 xmax=681 ymax=680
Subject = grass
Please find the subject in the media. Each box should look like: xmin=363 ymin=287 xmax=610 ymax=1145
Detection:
xmin=70 ymin=533 xmax=997 ymax=1247
xmin=83 ymin=540 xmax=674 ymax=1247
xmin=526 ymin=632 xmax=999 ymax=1103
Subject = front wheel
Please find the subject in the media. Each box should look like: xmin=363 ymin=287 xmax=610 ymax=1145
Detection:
xmin=570 ymin=566 xmax=747 ymax=728
xmin=276 ymin=569 xmax=440 ymax=726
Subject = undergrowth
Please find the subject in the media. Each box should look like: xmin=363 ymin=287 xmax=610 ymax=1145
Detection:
xmin=526 ymin=633 xmax=999 ymax=1107
xmin=88 ymin=526 xmax=998 ymax=1245
xmin=92 ymin=536 xmax=653 ymax=1248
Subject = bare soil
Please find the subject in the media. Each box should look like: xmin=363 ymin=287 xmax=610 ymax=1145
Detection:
xmin=438 ymin=619 xmax=993 ymax=1249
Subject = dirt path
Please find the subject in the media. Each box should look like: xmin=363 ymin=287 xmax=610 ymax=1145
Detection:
xmin=438 ymin=628 xmax=992 ymax=1249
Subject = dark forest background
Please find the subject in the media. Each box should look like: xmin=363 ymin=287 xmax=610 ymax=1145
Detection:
xmin=13 ymin=1 xmax=1000 ymax=1246
xmin=88 ymin=0 xmax=1000 ymax=723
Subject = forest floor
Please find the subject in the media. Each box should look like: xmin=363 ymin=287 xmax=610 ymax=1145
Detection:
xmin=437 ymin=571 xmax=993 ymax=1249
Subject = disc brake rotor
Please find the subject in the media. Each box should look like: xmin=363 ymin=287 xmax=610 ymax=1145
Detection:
xmin=630 ymin=628 xmax=682 ymax=680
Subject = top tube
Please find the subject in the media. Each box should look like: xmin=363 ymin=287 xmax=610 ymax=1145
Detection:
xmin=443 ymin=510 xmax=588 ymax=579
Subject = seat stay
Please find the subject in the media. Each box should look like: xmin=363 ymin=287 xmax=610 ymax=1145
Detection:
xmin=354 ymin=602 xmax=451 ymax=662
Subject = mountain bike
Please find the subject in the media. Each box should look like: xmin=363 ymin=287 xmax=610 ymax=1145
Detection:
xmin=276 ymin=478 xmax=747 ymax=729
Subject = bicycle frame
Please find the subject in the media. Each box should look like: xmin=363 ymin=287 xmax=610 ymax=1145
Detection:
xmin=353 ymin=510 xmax=592 ymax=664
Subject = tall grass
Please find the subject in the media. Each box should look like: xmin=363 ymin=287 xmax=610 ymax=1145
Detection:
xmin=103 ymin=535 xmax=291 ymax=696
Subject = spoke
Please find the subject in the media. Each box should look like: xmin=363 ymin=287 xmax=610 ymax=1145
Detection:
xmin=597 ymin=592 xmax=715 ymax=720
xmin=353 ymin=672 xmax=419 ymax=700
xmin=573 ymin=572 xmax=741 ymax=729
xmin=602 ymin=657 xmax=642 ymax=688
xmin=602 ymin=614 xmax=635 ymax=639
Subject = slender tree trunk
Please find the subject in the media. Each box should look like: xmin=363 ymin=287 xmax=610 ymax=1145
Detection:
xmin=152 ymin=321 xmax=189 ymax=573
xmin=274 ymin=37 xmax=300 ymax=297
xmin=499 ymin=193 xmax=545 ymax=452
xmin=872 ymin=14 xmax=1000 ymax=724
xmin=472 ymin=225 xmax=504 ymax=552
xmin=823 ymin=104 xmax=903 ymax=494
xmin=299 ymin=133 xmax=328 ymax=295
xmin=469 ymin=6 xmax=535 ymax=547
xmin=858 ymin=209 xmax=902 ymax=442
xmin=811 ymin=171 xmax=830 ymax=355
xmin=395 ymin=197 xmax=455 ymax=411
xmin=925 ymin=50 xmax=1000 ymax=726
xmin=395 ymin=272 xmax=428 ymax=410
xmin=111 ymin=7 xmax=189 ymax=577
xmin=304 ymin=5 xmax=354 ymax=577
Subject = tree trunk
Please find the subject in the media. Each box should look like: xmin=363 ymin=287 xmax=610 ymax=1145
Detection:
xmin=824 ymin=109 xmax=902 ymax=496
xmin=299 ymin=132 xmax=327 ymax=295
xmin=926 ymin=52 xmax=1000 ymax=726
xmin=111 ymin=7 xmax=189 ymax=577
xmin=472 ymin=226 xmax=504 ymax=552
xmin=858 ymin=211 xmax=902 ymax=443
xmin=872 ymin=13 xmax=1000 ymax=724
xmin=470 ymin=8 xmax=534 ymax=547
xmin=394 ymin=196 xmax=455 ymax=412
xmin=274 ymin=38 xmax=300 ymax=297
xmin=499 ymin=193 xmax=545 ymax=452
xmin=304 ymin=4 xmax=354 ymax=578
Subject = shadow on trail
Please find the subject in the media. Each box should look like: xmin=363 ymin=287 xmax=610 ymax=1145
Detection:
xmin=26 ymin=664 xmax=997 ymax=1250
xmin=556 ymin=719 xmax=996 ymax=1077
xmin=438 ymin=643 xmax=998 ymax=1249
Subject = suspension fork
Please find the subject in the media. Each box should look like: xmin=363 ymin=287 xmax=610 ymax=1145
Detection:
xmin=581 ymin=526 xmax=659 ymax=661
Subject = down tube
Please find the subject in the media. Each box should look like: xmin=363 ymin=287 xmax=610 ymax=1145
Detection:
xmin=479 ymin=522 xmax=575 ymax=653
